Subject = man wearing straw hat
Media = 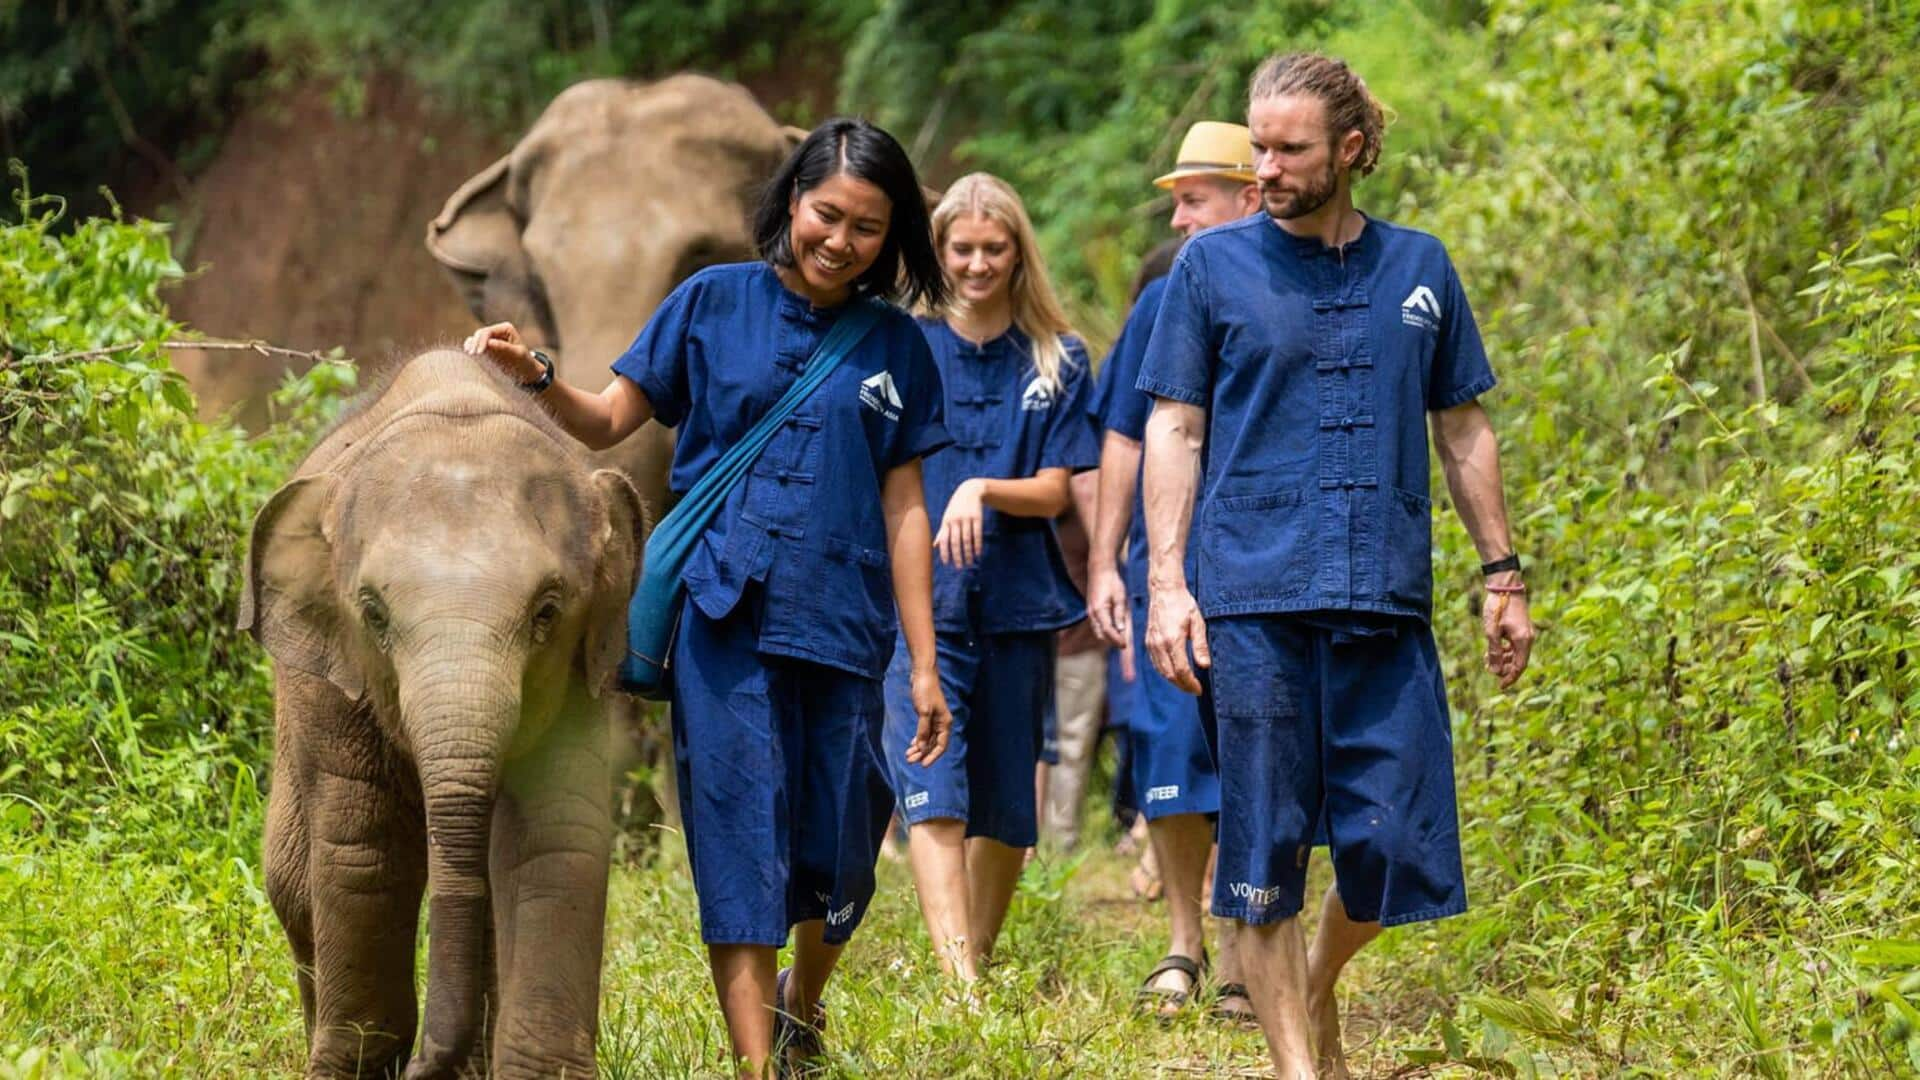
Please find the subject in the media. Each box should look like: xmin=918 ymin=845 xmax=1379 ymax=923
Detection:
xmin=1139 ymin=53 xmax=1535 ymax=1077
xmin=1085 ymin=119 xmax=1260 ymax=1021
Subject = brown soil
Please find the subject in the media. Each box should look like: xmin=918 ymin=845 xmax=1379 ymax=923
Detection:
xmin=136 ymin=62 xmax=855 ymax=430
xmin=140 ymin=74 xmax=506 ymax=428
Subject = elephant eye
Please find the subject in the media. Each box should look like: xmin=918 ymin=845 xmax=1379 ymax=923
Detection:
xmin=359 ymin=592 xmax=392 ymax=643
xmin=530 ymin=597 xmax=563 ymax=644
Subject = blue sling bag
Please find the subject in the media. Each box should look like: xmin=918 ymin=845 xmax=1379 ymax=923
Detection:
xmin=617 ymin=299 xmax=885 ymax=697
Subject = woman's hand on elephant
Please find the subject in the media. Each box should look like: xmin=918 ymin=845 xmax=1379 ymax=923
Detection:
xmin=463 ymin=322 xmax=541 ymax=383
xmin=933 ymin=477 xmax=987 ymax=569
xmin=904 ymin=663 xmax=952 ymax=766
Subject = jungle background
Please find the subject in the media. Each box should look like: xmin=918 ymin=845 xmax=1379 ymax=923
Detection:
xmin=3 ymin=0 xmax=1918 ymax=1075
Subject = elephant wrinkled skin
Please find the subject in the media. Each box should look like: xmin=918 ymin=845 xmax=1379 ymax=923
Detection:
xmin=240 ymin=349 xmax=645 ymax=1078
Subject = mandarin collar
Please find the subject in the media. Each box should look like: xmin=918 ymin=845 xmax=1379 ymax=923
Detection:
xmin=771 ymin=264 xmax=850 ymax=325
xmin=930 ymin=317 xmax=1026 ymax=359
xmin=1268 ymin=211 xmax=1377 ymax=261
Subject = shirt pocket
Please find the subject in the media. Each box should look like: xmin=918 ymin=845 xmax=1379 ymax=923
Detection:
xmin=1200 ymin=489 xmax=1311 ymax=600
xmin=1382 ymin=486 xmax=1434 ymax=607
xmin=818 ymin=536 xmax=895 ymax=651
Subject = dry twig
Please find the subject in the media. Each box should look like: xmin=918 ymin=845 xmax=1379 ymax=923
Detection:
xmin=11 ymin=340 xmax=343 ymax=367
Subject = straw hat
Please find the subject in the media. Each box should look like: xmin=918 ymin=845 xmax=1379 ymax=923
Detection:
xmin=1153 ymin=121 xmax=1256 ymax=188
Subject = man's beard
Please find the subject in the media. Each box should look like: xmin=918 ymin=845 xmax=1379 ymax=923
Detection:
xmin=1261 ymin=160 xmax=1339 ymax=220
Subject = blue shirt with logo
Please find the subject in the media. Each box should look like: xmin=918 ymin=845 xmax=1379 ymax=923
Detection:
xmin=916 ymin=318 xmax=1100 ymax=634
xmin=1087 ymin=273 xmax=1184 ymax=603
xmin=613 ymin=261 xmax=951 ymax=678
xmin=1137 ymin=214 xmax=1494 ymax=621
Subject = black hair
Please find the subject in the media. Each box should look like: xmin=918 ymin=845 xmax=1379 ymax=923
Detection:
xmin=753 ymin=117 xmax=947 ymax=311
xmin=1131 ymin=238 xmax=1183 ymax=302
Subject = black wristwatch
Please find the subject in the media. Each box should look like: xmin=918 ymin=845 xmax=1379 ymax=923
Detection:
xmin=1480 ymin=553 xmax=1523 ymax=577
xmin=521 ymin=349 xmax=554 ymax=394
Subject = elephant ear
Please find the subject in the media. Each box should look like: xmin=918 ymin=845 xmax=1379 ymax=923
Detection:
xmin=582 ymin=469 xmax=648 ymax=697
xmin=238 ymin=475 xmax=365 ymax=701
xmin=424 ymin=152 xmax=561 ymax=349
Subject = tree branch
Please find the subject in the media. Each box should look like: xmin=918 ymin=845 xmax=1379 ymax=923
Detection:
xmin=9 ymin=339 xmax=345 ymax=367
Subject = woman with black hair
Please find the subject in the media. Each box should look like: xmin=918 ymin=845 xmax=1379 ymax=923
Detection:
xmin=467 ymin=116 xmax=954 ymax=1077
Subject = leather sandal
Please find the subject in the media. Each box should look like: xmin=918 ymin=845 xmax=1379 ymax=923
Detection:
xmin=1135 ymin=950 xmax=1208 ymax=1014
xmin=1212 ymin=981 xmax=1258 ymax=1026
xmin=774 ymin=967 xmax=827 ymax=1076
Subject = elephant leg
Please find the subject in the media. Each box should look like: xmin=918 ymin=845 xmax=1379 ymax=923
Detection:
xmin=304 ymin=766 xmax=428 ymax=1079
xmin=264 ymin=723 xmax=316 ymax=1040
xmin=488 ymin=718 xmax=613 ymax=1078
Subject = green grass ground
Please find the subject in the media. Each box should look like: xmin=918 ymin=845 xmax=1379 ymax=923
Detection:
xmin=1 ymin=802 xmax=1469 ymax=1079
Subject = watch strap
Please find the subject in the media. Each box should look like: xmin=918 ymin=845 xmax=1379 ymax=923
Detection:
xmin=522 ymin=349 xmax=555 ymax=393
xmin=1480 ymin=553 xmax=1522 ymax=577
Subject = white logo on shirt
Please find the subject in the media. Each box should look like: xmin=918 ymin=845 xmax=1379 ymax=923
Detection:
xmin=1401 ymin=285 xmax=1441 ymax=332
xmin=1019 ymin=377 xmax=1057 ymax=412
xmin=1145 ymin=784 xmax=1180 ymax=803
xmin=860 ymin=370 xmax=902 ymax=420
xmin=903 ymin=791 xmax=930 ymax=810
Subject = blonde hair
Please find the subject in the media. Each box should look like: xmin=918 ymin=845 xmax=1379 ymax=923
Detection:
xmin=927 ymin=172 xmax=1079 ymax=389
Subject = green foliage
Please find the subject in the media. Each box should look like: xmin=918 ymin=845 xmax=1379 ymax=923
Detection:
xmin=0 ymin=0 xmax=872 ymax=220
xmin=0 ymin=163 xmax=347 ymax=831
xmin=0 ymin=162 xmax=350 ymax=1063
xmin=244 ymin=0 xmax=875 ymax=130
xmin=1421 ymin=203 xmax=1920 ymax=1075
xmin=840 ymin=0 xmax=1484 ymax=330
xmin=0 ymin=1 xmax=258 ymax=214
xmin=5 ymin=1 xmax=1920 ymax=1075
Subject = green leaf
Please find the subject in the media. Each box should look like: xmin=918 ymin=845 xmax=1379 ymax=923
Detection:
xmin=1856 ymin=941 xmax=1920 ymax=967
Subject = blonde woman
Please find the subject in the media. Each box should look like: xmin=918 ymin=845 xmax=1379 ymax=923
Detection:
xmin=882 ymin=173 xmax=1100 ymax=979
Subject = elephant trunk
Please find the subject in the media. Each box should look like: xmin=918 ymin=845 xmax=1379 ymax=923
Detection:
xmin=397 ymin=647 xmax=521 ymax=1075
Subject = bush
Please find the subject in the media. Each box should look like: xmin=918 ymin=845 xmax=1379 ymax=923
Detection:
xmin=0 ymin=162 xmax=355 ymax=1067
xmin=0 ymin=163 xmax=351 ymax=841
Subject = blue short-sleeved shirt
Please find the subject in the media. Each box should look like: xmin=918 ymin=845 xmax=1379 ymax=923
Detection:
xmin=1137 ymin=214 xmax=1495 ymax=621
xmin=917 ymin=318 xmax=1100 ymax=634
xmin=1088 ymin=273 xmax=1190 ymax=602
xmin=613 ymin=262 xmax=951 ymax=678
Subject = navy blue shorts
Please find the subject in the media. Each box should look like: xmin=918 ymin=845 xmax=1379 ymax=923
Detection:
xmin=1126 ymin=595 xmax=1221 ymax=821
xmin=1105 ymin=648 xmax=1132 ymax=732
xmin=882 ymin=630 xmax=1054 ymax=848
xmin=1207 ymin=614 xmax=1466 ymax=928
xmin=1040 ymin=684 xmax=1061 ymax=766
xmin=669 ymin=595 xmax=894 ymax=947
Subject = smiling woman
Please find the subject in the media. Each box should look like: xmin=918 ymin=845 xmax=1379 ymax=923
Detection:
xmin=878 ymin=171 xmax=1103 ymax=985
xmin=463 ymin=117 xmax=958 ymax=1078
xmin=754 ymin=117 xmax=947 ymax=312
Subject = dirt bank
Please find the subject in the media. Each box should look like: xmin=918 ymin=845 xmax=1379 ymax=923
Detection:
xmin=143 ymin=74 xmax=505 ymax=428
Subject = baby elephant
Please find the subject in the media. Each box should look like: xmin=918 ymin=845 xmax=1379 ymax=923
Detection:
xmin=239 ymin=349 xmax=645 ymax=1078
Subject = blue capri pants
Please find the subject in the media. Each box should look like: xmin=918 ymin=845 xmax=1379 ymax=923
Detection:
xmin=669 ymin=592 xmax=895 ymax=947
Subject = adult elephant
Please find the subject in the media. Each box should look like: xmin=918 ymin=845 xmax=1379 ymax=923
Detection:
xmin=425 ymin=73 xmax=801 ymax=517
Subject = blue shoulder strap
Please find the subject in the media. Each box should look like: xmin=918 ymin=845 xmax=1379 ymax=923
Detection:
xmin=619 ymin=299 xmax=885 ymax=692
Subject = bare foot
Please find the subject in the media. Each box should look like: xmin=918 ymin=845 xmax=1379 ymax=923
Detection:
xmin=1308 ymin=989 xmax=1350 ymax=1079
xmin=1129 ymin=861 xmax=1164 ymax=902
